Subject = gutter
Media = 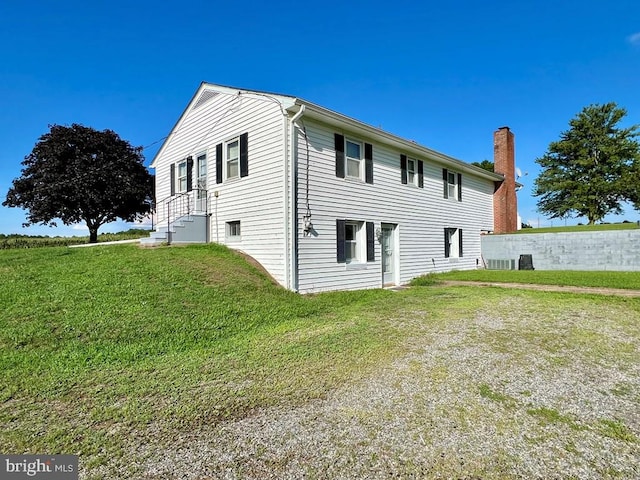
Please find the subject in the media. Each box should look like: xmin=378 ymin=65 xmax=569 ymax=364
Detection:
xmin=295 ymin=99 xmax=503 ymax=182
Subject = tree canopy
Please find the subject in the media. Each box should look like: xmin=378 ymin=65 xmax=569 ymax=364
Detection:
xmin=533 ymin=103 xmax=640 ymax=224
xmin=4 ymin=124 xmax=154 ymax=242
xmin=471 ymin=159 xmax=494 ymax=172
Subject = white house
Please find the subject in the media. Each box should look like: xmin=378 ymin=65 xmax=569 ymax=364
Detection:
xmin=147 ymin=82 xmax=518 ymax=293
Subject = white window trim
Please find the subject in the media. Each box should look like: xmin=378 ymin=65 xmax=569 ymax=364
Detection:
xmin=407 ymin=158 xmax=417 ymax=186
xmin=445 ymin=227 xmax=460 ymax=259
xmin=196 ymin=152 xmax=207 ymax=198
xmin=346 ymin=262 xmax=369 ymax=271
xmin=447 ymin=171 xmax=458 ymax=200
xmin=177 ymin=160 xmax=188 ymax=193
xmin=226 ymin=220 xmax=241 ymax=240
xmin=345 ymin=138 xmax=363 ymax=180
xmin=345 ymin=220 xmax=365 ymax=264
xmin=226 ymin=137 xmax=240 ymax=180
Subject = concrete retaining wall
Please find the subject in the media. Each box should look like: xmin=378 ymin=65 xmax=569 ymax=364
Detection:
xmin=481 ymin=229 xmax=640 ymax=271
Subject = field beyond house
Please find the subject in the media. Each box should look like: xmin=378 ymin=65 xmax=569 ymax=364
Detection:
xmin=1 ymin=244 xmax=638 ymax=479
xmin=0 ymin=229 xmax=150 ymax=249
xmin=512 ymin=221 xmax=639 ymax=235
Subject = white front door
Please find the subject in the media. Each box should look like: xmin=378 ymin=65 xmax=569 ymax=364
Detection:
xmin=381 ymin=224 xmax=396 ymax=286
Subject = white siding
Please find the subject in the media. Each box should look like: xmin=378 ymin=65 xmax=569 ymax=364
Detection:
xmin=153 ymin=87 xmax=287 ymax=285
xmin=154 ymin=85 xmax=499 ymax=293
xmin=296 ymin=120 xmax=495 ymax=293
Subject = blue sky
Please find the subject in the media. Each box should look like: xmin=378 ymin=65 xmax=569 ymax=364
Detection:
xmin=1 ymin=0 xmax=639 ymax=236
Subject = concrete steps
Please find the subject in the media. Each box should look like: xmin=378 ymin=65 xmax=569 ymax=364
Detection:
xmin=139 ymin=214 xmax=208 ymax=247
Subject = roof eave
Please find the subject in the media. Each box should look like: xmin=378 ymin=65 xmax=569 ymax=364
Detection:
xmin=151 ymin=83 xmax=505 ymax=184
xmin=288 ymin=100 xmax=503 ymax=182
xmin=150 ymin=82 xmax=297 ymax=169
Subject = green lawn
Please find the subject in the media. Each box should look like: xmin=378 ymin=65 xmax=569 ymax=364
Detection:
xmin=0 ymin=244 xmax=405 ymax=465
xmin=1 ymin=244 xmax=638 ymax=476
xmin=418 ymin=269 xmax=640 ymax=290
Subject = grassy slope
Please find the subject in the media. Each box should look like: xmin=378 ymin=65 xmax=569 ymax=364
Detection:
xmin=0 ymin=244 xmax=406 ymax=464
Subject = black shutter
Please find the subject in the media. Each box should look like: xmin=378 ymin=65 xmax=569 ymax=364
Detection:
xmin=400 ymin=155 xmax=408 ymax=184
xmin=216 ymin=143 xmax=223 ymax=184
xmin=366 ymin=221 xmax=375 ymax=262
xmin=444 ymin=229 xmax=450 ymax=258
xmin=336 ymin=219 xmax=346 ymax=263
xmin=418 ymin=160 xmax=424 ymax=188
xmin=186 ymin=156 xmax=193 ymax=192
xmin=365 ymin=143 xmax=373 ymax=184
xmin=457 ymin=173 xmax=462 ymax=201
xmin=335 ymin=133 xmax=345 ymax=178
xmin=170 ymin=163 xmax=175 ymax=195
xmin=458 ymin=229 xmax=463 ymax=257
xmin=443 ymin=168 xmax=449 ymax=198
xmin=240 ymin=132 xmax=249 ymax=178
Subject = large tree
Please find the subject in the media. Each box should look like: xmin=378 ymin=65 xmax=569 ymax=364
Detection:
xmin=533 ymin=103 xmax=640 ymax=225
xmin=4 ymin=124 xmax=154 ymax=242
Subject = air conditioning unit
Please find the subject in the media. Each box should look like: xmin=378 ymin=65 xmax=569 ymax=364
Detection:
xmin=487 ymin=259 xmax=516 ymax=270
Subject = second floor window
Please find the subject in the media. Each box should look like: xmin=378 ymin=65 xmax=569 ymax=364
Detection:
xmin=447 ymin=171 xmax=457 ymax=198
xmin=334 ymin=133 xmax=373 ymax=184
xmin=407 ymin=158 xmax=416 ymax=185
xmin=400 ymin=154 xmax=423 ymax=188
xmin=346 ymin=139 xmax=362 ymax=179
xmin=227 ymin=139 xmax=239 ymax=179
xmin=443 ymin=168 xmax=462 ymax=201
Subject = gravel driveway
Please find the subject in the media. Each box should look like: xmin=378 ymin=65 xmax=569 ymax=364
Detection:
xmin=89 ymin=293 xmax=639 ymax=479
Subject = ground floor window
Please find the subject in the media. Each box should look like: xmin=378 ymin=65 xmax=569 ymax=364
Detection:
xmin=177 ymin=160 xmax=188 ymax=193
xmin=344 ymin=222 xmax=360 ymax=262
xmin=337 ymin=219 xmax=375 ymax=264
xmin=197 ymin=153 xmax=207 ymax=198
xmin=226 ymin=220 xmax=241 ymax=239
xmin=445 ymin=228 xmax=463 ymax=258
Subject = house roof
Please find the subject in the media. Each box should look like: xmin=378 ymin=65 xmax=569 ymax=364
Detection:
xmin=150 ymin=82 xmax=505 ymax=182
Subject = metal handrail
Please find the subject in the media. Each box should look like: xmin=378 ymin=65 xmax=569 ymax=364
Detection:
xmin=160 ymin=189 xmax=208 ymax=244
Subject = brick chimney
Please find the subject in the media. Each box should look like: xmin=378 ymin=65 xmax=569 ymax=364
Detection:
xmin=493 ymin=127 xmax=518 ymax=233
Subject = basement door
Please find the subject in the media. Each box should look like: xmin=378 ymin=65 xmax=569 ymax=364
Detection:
xmin=381 ymin=224 xmax=397 ymax=286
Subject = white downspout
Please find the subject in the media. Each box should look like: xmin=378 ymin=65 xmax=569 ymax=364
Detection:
xmin=285 ymin=105 xmax=305 ymax=291
xmin=282 ymin=113 xmax=290 ymax=290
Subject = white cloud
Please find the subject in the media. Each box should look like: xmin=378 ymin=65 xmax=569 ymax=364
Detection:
xmin=133 ymin=215 xmax=154 ymax=228
xmin=71 ymin=224 xmax=89 ymax=231
xmin=628 ymin=32 xmax=640 ymax=46
xmin=526 ymin=219 xmax=539 ymax=228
